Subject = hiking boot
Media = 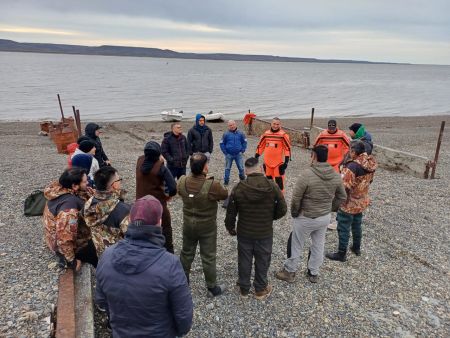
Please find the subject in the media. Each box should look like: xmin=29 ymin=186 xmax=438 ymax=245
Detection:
xmin=306 ymin=269 xmax=319 ymax=283
xmin=275 ymin=268 xmax=296 ymax=283
xmin=254 ymin=284 xmax=273 ymax=301
xmin=350 ymin=246 xmax=361 ymax=256
xmin=326 ymin=251 xmax=347 ymax=262
xmin=327 ymin=221 xmax=337 ymax=230
xmin=207 ymin=284 xmax=226 ymax=298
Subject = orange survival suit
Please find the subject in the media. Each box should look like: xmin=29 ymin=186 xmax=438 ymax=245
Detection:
xmin=255 ymin=128 xmax=291 ymax=193
xmin=314 ymin=129 xmax=350 ymax=172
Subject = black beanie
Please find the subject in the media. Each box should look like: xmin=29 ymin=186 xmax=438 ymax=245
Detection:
xmin=79 ymin=140 xmax=95 ymax=153
xmin=349 ymin=123 xmax=362 ymax=134
xmin=77 ymin=136 xmax=90 ymax=144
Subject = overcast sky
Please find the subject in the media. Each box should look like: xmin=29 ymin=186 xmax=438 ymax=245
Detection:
xmin=0 ymin=0 xmax=449 ymax=64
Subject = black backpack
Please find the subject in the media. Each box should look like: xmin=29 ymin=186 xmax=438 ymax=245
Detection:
xmin=24 ymin=190 xmax=46 ymax=217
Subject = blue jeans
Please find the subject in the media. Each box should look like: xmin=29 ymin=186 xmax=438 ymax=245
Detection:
xmin=224 ymin=153 xmax=245 ymax=184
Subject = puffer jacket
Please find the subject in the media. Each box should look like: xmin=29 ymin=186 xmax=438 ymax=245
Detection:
xmin=161 ymin=131 xmax=190 ymax=168
xmin=340 ymin=153 xmax=377 ymax=214
xmin=291 ymin=162 xmax=347 ymax=219
xmin=225 ymin=173 xmax=287 ymax=239
xmin=95 ymin=224 xmax=193 ymax=338
xmin=85 ymin=123 xmax=109 ymax=167
xmin=220 ymin=129 xmax=247 ymax=155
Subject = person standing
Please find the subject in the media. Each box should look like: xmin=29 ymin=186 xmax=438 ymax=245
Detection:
xmin=220 ymin=120 xmax=247 ymax=186
xmin=326 ymin=140 xmax=377 ymax=262
xmin=136 ymin=141 xmax=177 ymax=253
xmin=85 ymin=123 xmax=111 ymax=167
xmin=276 ymin=145 xmax=346 ymax=283
xmin=255 ymin=117 xmax=291 ymax=193
xmin=161 ymin=123 xmax=190 ymax=180
xmin=178 ymin=153 xmax=228 ymax=297
xmin=314 ymin=119 xmax=350 ymax=172
xmin=95 ymin=195 xmax=193 ymax=338
xmin=187 ymin=114 xmax=214 ymax=159
xmin=348 ymin=123 xmax=373 ymax=155
xmin=225 ymin=157 xmax=287 ymax=300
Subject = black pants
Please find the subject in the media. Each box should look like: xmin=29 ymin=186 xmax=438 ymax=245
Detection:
xmin=57 ymin=239 xmax=98 ymax=268
xmin=168 ymin=166 xmax=186 ymax=180
xmin=237 ymin=235 xmax=272 ymax=293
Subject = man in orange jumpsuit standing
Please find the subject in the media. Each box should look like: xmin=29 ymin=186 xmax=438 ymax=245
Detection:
xmin=314 ymin=119 xmax=350 ymax=173
xmin=255 ymin=118 xmax=291 ymax=193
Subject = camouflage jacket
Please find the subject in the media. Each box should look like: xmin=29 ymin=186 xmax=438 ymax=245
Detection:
xmin=83 ymin=190 xmax=130 ymax=256
xmin=340 ymin=153 xmax=377 ymax=214
xmin=42 ymin=181 xmax=93 ymax=263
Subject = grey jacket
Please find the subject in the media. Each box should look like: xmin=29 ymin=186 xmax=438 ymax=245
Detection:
xmin=291 ymin=162 xmax=346 ymax=218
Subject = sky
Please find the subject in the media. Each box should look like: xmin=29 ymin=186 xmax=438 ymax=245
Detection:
xmin=0 ymin=0 xmax=449 ymax=64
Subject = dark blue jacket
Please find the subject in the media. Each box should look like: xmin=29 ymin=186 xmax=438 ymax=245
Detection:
xmin=95 ymin=225 xmax=193 ymax=338
xmin=220 ymin=129 xmax=247 ymax=155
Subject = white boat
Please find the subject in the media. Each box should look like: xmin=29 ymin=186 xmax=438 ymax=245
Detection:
xmin=205 ymin=110 xmax=224 ymax=122
xmin=161 ymin=109 xmax=183 ymax=122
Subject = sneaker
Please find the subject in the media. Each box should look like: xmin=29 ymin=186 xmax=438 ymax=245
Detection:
xmin=275 ymin=268 xmax=296 ymax=283
xmin=240 ymin=288 xmax=250 ymax=299
xmin=326 ymin=251 xmax=347 ymax=262
xmin=327 ymin=221 xmax=337 ymax=230
xmin=350 ymin=247 xmax=361 ymax=256
xmin=207 ymin=284 xmax=225 ymax=298
xmin=306 ymin=269 xmax=319 ymax=283
xmin=254 ymin=284 xmax=273 ymax=301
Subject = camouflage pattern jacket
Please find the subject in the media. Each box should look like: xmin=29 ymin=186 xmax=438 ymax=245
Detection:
xmin=83 ymin=190 xmax=131 ymax=256
xmin=43 ymin=181 xmax=93 ymax=263
xmin=340 ymin=153 xmax=377 ymax=214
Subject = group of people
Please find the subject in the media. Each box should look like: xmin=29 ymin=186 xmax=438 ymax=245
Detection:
xmin=42 ymin=113 xmax=377 ymax=337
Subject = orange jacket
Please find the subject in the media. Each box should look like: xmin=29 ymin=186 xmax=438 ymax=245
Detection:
xmin=256 ymin=129 xmax=291 ymax=168
xmin=314 ymin=129 xmax=350 ymax=172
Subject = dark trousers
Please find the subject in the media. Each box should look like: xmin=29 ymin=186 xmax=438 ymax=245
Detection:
xmin=57 ymin=239 xmax=98 ymax=268
xmin=168 ymin=166 xmax=186 ymax=180
xmin=237 ymin=235 xmax=273 ymax=293
xmin=337 ymin=210 xmax=363 ymax=252
xmin=161 ymin=202 xmax=174 ymax=254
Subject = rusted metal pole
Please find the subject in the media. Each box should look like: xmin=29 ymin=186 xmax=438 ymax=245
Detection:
xmin=72 ymin=106 xmax=81 ymax=137
xmin=57 ymin=94 xmax=65 ymax=120
xmin=75 ymin=109 xmax=82 ymax=138
xmin=56 ymin=270 xmax=76 ymax=338
xmin=430 ymin=121 xmax=445 ymax=179
xmin=309 ymin=107 xmax=315 ymax=130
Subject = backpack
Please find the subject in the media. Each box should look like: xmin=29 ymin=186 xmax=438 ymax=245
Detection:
xmin=24 ymin=190 xmax=46 ymax=217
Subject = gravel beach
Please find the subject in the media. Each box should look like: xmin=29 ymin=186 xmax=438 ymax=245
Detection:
xmin=0 ymin=115 xmax=449 ymax=337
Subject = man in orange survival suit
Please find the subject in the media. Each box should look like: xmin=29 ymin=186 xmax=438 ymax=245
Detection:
xmin=255 ymin=118 xmax=291 ymax=193
xmin=314 ymin=119 xmax=350 ymax=173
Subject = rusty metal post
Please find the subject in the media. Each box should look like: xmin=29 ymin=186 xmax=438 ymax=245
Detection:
xmin=56 ymin=270 xmax=76 ymax=338
xmin=57 ymin=94 xmax=65 ymax=120
xmin=309 ymin=107 xmax=315 ymax=130
xmin=75 ymin=109 xmax=82 ymax=138
xmin=430 ymin=121 xmax=445 ymax=179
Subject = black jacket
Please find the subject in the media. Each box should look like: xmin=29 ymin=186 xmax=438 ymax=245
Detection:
xmin=85 ymin=123 xmax=109 ymax=167
xmin=161 ymin=132 xmax=190 ymax=168
xmin=187 ymin=126 xmax=213 ymax=154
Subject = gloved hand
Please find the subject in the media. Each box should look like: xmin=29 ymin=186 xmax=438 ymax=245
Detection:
xmin=279 ymin=156 xmax=289 ymax=175
xmin=228 ymin=229 xmax=237 ymax=236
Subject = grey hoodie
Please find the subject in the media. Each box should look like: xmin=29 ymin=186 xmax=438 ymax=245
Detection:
xmin=291 ymin=162 xmax=347 ymax=219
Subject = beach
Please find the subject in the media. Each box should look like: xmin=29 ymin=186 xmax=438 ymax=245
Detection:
xmin=0 ymin=115 xmax=449 ymax=337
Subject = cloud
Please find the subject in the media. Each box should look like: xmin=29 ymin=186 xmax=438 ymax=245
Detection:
xmin=0 ymin=25 xmax=81 ymax=36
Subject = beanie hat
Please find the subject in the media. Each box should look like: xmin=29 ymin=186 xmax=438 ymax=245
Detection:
xmin=77 ymin=136 xmax=90 ymax=144
xmin=144 ymin=141 xmax=161 ymax=154
xmin=79 ymin=140 xmax=96 ymax=153
xmin=72 ymin=154 xmax=93 ymax=173
xmin=130 ymin=195 xmax=163 ymax=226
xmin=349 ymin=123 xmax=362 ymax=134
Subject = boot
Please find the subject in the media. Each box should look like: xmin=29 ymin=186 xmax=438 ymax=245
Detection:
xmin=275 ymin=268 xmax=296 ymax=283
xmin=350 ymin=246 xmax=361 ymax=256
xmin=254 ymin=284 xmax=273 ymax=301
xmin=306 ymin=269 xmax=319 ymax=283
xmin=326 ymin=250 xmax=347 ymax=262
xmin=207 ymin=284 xmax=226 ymax=298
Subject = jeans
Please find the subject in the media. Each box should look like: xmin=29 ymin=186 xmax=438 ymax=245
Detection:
xmin=337 ymin=210 xmax=363 ymax=252
xmin=224 ymin=153 xmax=245 ymax=184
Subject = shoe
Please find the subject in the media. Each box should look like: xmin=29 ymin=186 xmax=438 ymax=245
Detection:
xmin=207 ymin=284 xmax=225 ymax=298
xmin=254 ymin=284 xmax=273 ymax=301
xmin=327 ymin=221 xmax=337 ymax=230
xmin=275 ymin=268 xmax=296 ymax=283
xmin=240 ymin=288 xmax=250 ymax=299
xmin=326 ymin=251 xmax=347 ymax=262
xmin=350 ymin=246 xmax=361 ymax=256
xmin=306 ymin=269 xmax=319 ymax=283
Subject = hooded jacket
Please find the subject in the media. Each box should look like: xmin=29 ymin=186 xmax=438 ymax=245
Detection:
xmin=353 ymin=125 xmax=373 ymax=155
xmin=161 ymin=131 xmax=190 ymax=168
xmin=291 ymin=162 xmax=347 ymax=219
xmin=340 ymin=153 xmax=377 ymax=214
xmin=225 ymin=173 xmax=287 ymax=239
xmin=85 ymin=123 xmax=109 ymax=167
xmin=42 ymin=181 xmax=92 ymax=263
xmin=187 ymin=115 xmax=213 ymax=154
xmin=83 ymin=190 xmax=131 ymax=256
xmin=95 ymin=224 xmax=193 ymax=338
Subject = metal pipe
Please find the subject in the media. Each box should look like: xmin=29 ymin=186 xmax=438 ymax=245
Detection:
xmin=57 ymin=94 xmax=65 ymax=120
xmin=309 ymin=107 xmax=315 ymax=130
xmin=430 ymin=121 xmax=445 ymax=179
xmin=75 ymin=109 xmax=82 ymax=138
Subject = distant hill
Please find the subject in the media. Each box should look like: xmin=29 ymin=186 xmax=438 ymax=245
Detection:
xmin=0 ymin=39 xmax=395 ymax=64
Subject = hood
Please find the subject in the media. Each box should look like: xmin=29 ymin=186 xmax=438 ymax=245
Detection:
xmin=310 ymin=162 xmax=337 ymax=181
xmin=44 ymin=181 xmax=73 ymax=200
xmin=85 ymin=123 xmax=100 ymax=139
xmin=83 ymin=190 xmax=120 ymax=227
xmin=195 ymin=114 xmax=205 ymax=125
xmin=354 ymin=125 xmax=366 ymax=139
xmin=111 ymin=225 xmax=166 ymax=275
xmin=354 ymin=153 xmax=377 ymax=172
xmin=238 ymin=173 xmax=273 ymax=201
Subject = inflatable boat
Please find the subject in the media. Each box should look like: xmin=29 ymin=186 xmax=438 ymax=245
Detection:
xmin=161 ymin=109 xmax=183 ymax=122
xmin=205 ymin=111 xmax=224 ymax=122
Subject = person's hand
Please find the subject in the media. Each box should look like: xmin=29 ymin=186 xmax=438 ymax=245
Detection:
xmin=228 ymin=229 xmax=237 ymax=236
xmin=279 ymin=163 xmax=287 ymax=175
xmin=75 ymin=259 xmax=82 ymax=272
xmin=105 ymin=160 xmax=111 ymax=166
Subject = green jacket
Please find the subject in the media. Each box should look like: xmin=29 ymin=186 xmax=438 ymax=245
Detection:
xmin=225 ymin=173 xmax=287 ymax=239
xmin=291 ymin=162 xmax=347 ymax=218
